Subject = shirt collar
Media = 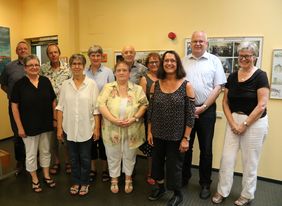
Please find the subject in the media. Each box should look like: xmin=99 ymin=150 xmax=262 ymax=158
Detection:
xmin=111 ymin=81 xmax=134 ymax=91
xmin=188 ymin=51 xmax=209 ymax=60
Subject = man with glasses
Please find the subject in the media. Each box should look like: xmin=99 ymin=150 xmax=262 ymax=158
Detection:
xmin=182 ymin=31 xmax=226 ymax=199
xmin=0 ymin=41 xmax=30 ymax=175
xmin=121 ymin=45 xmax=148 ymax=84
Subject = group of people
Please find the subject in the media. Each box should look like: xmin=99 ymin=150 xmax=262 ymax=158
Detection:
xmin=0 ymin=30 xmax=269 ymax=206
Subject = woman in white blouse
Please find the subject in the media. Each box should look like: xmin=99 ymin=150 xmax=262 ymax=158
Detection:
xmin=56 ymin=54 xmax=100 ymax=196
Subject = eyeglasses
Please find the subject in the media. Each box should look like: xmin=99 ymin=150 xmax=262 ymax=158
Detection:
xmin=71 ymin=62 xmax=84 ymax=67
xmin=191 ymin=40 xmax=206 ymax=44
xmin=148 ymin=61 xmax=160 ymax=65
xmin=26 ymin=64 xmax=40 ymax=68
xmin=164 ymin=59 xmax=176 ymax=63
xmin=238 ymin=55 xmax=254 ymax=60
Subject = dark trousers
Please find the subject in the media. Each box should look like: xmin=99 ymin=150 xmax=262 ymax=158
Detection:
xmin=91 ymin=137 xmax=107 ymax=160
xmin=67 ymin=139 xmax=92 ymax=185
xmin=152 ymin=138 xmax=184 ymax=191
xmin=183 ymin=103 xmax=216 ymax=186
xmin=8 ymin=101 xmax=25 ymax=162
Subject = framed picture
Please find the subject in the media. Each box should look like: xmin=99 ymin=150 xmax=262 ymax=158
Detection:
xmin=114 ymin=50 xmax=166 ymax=65
xmin=0 ymin=26 xmax=11 ymax=74
xmin=270 ymin=49 xmax=282 ymax=99
xmin=184 ymin=36 xmax=263 ymax=76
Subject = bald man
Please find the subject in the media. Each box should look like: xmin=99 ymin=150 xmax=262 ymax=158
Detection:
xmin=0 ymin=41 xmax=30 ymax=175
xmin=182 ymin=31 xmax=226 ymax=199
xmin=121 ymin=45 xmax=148 ymax=84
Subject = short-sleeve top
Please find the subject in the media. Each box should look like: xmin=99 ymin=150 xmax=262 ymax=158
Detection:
xmin=11 ymin=76 xmax=56 ymax=136
xmin=226 ymin=68 xmax=269 ymax=117
xmin=97 ymin=81 xmax=149 ymax=149
xmin=148 ymin=80 xmax=195 ymax=141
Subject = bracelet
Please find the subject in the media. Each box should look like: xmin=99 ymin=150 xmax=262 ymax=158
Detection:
xmin=243 ymin=121 xmax=248 ymax=127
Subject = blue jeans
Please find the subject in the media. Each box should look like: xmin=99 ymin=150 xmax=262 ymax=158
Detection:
xmin=67 ymin=138 xmax=92 ymax=185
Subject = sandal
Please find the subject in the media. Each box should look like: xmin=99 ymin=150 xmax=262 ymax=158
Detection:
xmin=125 ymin=179 xmax=133 ymax=194
xmin=102 ymin=171 xmax=110 ymax=182
xmin=79 ymin=185 xmax=90 ymax=196
xmin=212 ymin=192 xmax=225 ymax=204
xmin=70 ymin=185 xmax=80 ymax=195
xmin=146 ymin=175 xmax=155 ymax=185
xmin=89 ymin=170 xmax=97 ymax=182
xmin=65 ymin=163 xmax=71 ymax=174
xmin=234 ymin=196 xmax=252 ymax=206
xmin=110 ymin=179 xmax=119 ymax=194
xmin=49 ymin=163 xmax=60 ymax=175
xmin=32 ymin=181 xmax=42 ymax=193
xmin=43 ymin=177 xmax=56 ymax=188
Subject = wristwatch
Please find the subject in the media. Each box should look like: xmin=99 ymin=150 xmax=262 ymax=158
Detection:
xmin=183 ymin=136 xmax=190 ymax=141
xmin=133 ymin=115 xmax=139 ymax=122
xmin=202 ymin=104 xmax=207 ymax=110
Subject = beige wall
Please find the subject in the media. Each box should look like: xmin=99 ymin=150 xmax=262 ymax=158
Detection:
xmin=0 ymin=0 xmax=281 ymax=181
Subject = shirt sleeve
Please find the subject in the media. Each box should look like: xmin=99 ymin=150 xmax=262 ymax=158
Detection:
xmin=136 ymin=85 xmax=149 ymax=107
xmin=10 ymin=80 xmax=20 ymax=103
xmin=97 ymin=83 xmax=112 ymax=107
xmin=55 ymin=81 xmax=66 ymax=111
xmin=213 ymin=56 xmax=227 ymax=86
xmin=0 ymin=66 xmax=8 ymax=86
xmin=256 ymin=70 xmax=270 ymax=89
xmin=108 ymin=70 xmax=115 ymax=83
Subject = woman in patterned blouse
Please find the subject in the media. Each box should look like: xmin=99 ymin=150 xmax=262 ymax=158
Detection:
xmin=97 ymin=61 xmax=148 ymax=194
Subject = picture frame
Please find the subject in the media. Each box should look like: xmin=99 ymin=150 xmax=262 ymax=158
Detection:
xmin=0 ymin=26 xmax=11 ymax=74
xmin=184 ymin=36 xmax=263 ymax=77
xmin=114 ymin=50 xmax=166 ymax=65
xmin=270 ymin=49 xmax=282 ymax=99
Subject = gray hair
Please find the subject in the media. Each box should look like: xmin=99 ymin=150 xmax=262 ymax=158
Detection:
xmin=87 ymin=45 xmax=103 ymax=56
xmin=237 ymin=41 xmax=259 ymax=57
xmin=69 ymin=54 xmax=86 ymax=66
xmin=23 ymin=54 xmax=40 ymax=66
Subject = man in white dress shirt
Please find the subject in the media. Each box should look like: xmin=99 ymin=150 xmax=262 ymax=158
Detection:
xmin=182 ymin=31 xmax=226 ymax=199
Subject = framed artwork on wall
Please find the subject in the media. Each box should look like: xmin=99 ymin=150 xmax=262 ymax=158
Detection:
xmin=0 ymin=26 xmax=11 ymax=74
xmin=114 ymin=50 xmax=166 ymax=65
xmin=270 ymin=49 xmax=282 ymax=99
xmin=184 ymin=36 xmax=263 ymax=77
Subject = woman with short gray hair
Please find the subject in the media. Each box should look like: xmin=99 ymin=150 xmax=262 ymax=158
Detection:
xmin=212 ymin=42 xmax=269 ymax=205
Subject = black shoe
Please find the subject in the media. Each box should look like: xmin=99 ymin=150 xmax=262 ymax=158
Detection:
xmin=167 ymin=194 xmax=183 ymax=206
xmin=199 ymin=185 xmax=211 ymax=199
xmin=148 ymin=188 xmax=166 ymax=201
xmin=15 ymin=161 xmax=24 ymax=176
xmin=182 ymin=179 xmax=189 ymax=187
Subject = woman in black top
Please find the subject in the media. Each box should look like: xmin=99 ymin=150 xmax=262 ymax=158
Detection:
xmin=139 ymin=52 xmax=161 ymax=185
xmin=212 ymin=42 xmax=269 ymax=206
xmin=147 ymin=51 xmax=195 ymax=206
xmin=11 ymin=55 xmax=56 ymax=192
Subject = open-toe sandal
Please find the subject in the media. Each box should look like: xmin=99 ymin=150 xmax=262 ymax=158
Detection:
xmin=43 ymin=177 xmax=56 ymax=188
xmin=70 ymin=185 xmax=80 ymax=195
xmin=79 ymin=185 xmax=90 ymax=196
xmin=102 ymin=171 xmax=110 ymax=182
xmin=65 ymin=163 xmax=71 ymax=174
xmin=32 ymin=181 xmax=42 ymax=193
xmin=110 ymin=180 xmax=119 ymax=194
xmin=234 ymin=196 xmax=252 ymax=206
xmin=125 ymin=179 xmax=133 ymax=194
xmin=49 ymin=163 xmax=60 ymax=175
xmin=212 ymin=192 xmax=225 ymax=204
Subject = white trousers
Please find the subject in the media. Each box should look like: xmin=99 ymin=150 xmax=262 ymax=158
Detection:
xmin=217 ymin=113 xmax=268 ymax=199
xmin=22 ymin=131 xmax=52 ymax=172
xmin=104 ymin=137 xmax=137 ymax=178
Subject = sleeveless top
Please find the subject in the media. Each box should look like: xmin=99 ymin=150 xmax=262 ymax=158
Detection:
xmin=144 ymin=74 xmax=154 ymax=99
xmin=148 ymin=80 xmax=195 ymax=141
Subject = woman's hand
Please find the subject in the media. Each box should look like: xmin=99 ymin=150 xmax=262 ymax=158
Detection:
xmin=179 ymin=138 xmax=189 ymax=153
xmin=120 ymin=117 xmax=135 ymax=127
xmin=18 ymin=127 xmax=27 ymax=138
xmin=93 ymin=126 xmax=100 ymax=141
xmin=231 ymin=122 xmax=247 ymax=135
xmin=148 ymin=132 xmax=154 ymax=146
xmin=57 ymin=127 xmax=64 ymax=141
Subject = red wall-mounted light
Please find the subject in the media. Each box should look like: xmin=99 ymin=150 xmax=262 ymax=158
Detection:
xmin=168 ymin=32 xmax=176 ymax=40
